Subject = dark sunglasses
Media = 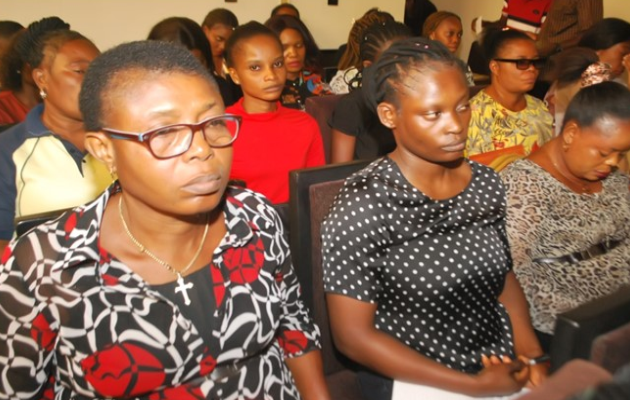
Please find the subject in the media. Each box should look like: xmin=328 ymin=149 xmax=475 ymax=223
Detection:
xmin=494 ymin=58 xmax=546 ymax=70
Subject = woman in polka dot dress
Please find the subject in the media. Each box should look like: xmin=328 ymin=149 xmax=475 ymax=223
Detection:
xmin=321 ymin=37 xmax=546 ymax=400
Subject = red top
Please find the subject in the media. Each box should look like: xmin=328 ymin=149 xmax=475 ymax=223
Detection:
xmin=227 ymin=99 xmax=325 ymax=204
xmin=0 ymin=90 xmax=30 ymax=125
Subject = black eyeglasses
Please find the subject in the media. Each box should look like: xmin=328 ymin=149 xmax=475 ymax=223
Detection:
xmin=102 ymin=114 xmax=241 ymax=159
xmin=493 ymin=58 xmax=546 ymax=70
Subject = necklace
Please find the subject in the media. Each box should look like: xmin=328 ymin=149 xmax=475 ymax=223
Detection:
xmin=118 ymin=196 xmax=209 ymax=305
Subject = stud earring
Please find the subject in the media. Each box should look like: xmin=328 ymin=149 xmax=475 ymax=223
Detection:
xmin=39 ymin=89 xmax=47 ymax=99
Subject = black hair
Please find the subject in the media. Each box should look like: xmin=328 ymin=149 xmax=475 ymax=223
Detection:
xmin=562 ymin=81 xmax=630 ymax=131
xmin=481 ymin=25 xmax=533 ymax=61
xmin=265 ymin=15 xmax=322 ymax=74
xmin=0 ymin=30 xmax=25 ymax=90
xmin=224 ymin=21 xmax=282 ymax=68
xmin=578 ymin=18 xmax=630 ymax=51
xmin=344 ymin=21 xmax=411 ymax=91
xmin=362 ymin=36 xmax=466 ymax=111
xmin=147 ymin=17 xmax=213 ymax=70
xmin=0 ymin=20 xmax=23 ymax=39
xmin=15 ymin=16 xmax=89 ymax=69
xmin=202 ymin=8 xmax=239 ymax=29
xmin=547 ymin=47 xmax=600 ymax=87
xmin=79 ymin=40 xmax=217 ymax=131
xmin=360 ymin=21 xmax=412 ymax=64
xmin=337 ymin=9 xmax=394 ymax=70
xmin=270 ymin=3 xmax=300 ymax=19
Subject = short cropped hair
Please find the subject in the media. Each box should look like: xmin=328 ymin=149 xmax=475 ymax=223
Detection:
xmin=79 ymin=40 xmax=216 ymax=131
xmin=224 ymin=21 xmax=281 ymax=68
xmin=563 ymin=81 xmax=630 ymax=131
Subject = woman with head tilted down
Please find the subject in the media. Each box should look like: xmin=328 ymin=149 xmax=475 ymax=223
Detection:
xmin=321 ymin=37 xmax=545 ymax=400
xmin=0 ymin=40 xmax=330 ymax=400
xmin=0 ymin=17 xmax=109 ymax=254
xmin=501 ymin=81 xmax=630 ymax=353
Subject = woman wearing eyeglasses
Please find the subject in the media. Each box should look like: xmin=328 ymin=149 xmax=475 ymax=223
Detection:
xmin=466 ymin=27 xmax=553 ymax=166
xmin=0 ymin=40 xmax=330 ymax=400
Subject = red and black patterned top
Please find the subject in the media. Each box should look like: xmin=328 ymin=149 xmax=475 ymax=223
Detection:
xmin=0 ymin=184 xmax=320 ymax=400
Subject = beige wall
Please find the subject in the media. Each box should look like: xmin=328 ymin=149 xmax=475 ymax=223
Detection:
xmin=432 ymin=0 xmax=630 ymax=63
xmin=0 ymin=0 xmax=404 ymax=51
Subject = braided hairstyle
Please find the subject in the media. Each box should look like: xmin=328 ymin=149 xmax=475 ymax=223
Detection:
xmin=363 ymin=37 xmax=467 ymax=112
xmin=15 ymin=16 xmax=89 ymax=69
xmin=336 ymin=8 xmax=394 ymax=71
xmin=345 ymin=21 xmax=411 ymax=91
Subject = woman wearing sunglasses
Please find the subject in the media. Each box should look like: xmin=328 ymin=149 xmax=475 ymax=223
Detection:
xmin=466 ymin=27 xmax=553 ymax=166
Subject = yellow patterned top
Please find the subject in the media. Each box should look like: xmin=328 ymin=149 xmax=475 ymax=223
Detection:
xmin=466 ymin=90 xmax=553 ymax=157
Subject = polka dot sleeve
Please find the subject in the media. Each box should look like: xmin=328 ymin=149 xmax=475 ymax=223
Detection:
xmin=321 ymin=163 xmax=392 ymax=303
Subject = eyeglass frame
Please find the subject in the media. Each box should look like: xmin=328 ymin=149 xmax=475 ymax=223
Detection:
xmin=101 ymin=114 xmax=242 ymax=159
xmin=493 ymin=58 xmax=546 ymax=70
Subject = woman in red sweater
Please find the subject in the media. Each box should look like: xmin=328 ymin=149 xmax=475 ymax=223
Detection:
xmin=224 ymin=21 xmax=325 ymax=204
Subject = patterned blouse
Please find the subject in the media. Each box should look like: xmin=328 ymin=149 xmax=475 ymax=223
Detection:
xmin=322 ymin=157 xmax=516 ymax=373
xmin=466 ymin=91 xmax=553 ymax=158
xmin=0 ymin=184 xmax=320 ymax=400
xmin=501 ymin=159 xmax=630 ymax=334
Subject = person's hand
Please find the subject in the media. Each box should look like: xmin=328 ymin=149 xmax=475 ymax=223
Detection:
xmin=474 ymin=354 xmax=528 ymax=396
xmin=518 ymin=355 xmax=549 ymax=388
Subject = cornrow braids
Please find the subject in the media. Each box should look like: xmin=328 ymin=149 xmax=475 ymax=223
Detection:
xmin=15 ymin=16 xmax=87 ymax=68
xmin=363 ymin=37 xmax=466 ymax=111
xmin=337 ymin=9 xmax=394 ymax=70
xmin=345 ymin=21 xmax=411 ymax=91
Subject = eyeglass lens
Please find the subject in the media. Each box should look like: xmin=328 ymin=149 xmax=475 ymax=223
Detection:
xmin=515 ymin=59 xmax=545 ymax=70
xmin=149 ymin=116 xmax=239 ymax=158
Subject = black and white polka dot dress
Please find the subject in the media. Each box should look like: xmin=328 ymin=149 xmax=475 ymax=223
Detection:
xmin=322 ymin=157 xmax=515 ymax=373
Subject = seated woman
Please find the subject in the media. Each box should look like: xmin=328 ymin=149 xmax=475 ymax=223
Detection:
xmin=466 ymin=27 xmax=553 ymax=165
xmin=265 ymin=15 xmax=332 ymax=110
xmin=0 ymin=30 xmax=40 ymax=125
xmin=322 ymin=37 xmax=545 ymax=400
xmin=422 ymin=10 xmax=475 ymax=85
xmin=329 ymin=8 xmax=394 ymax=94
xmin=0 ymin=40 xmax=330 ymax=400
xmin=225 ymin=22 xmax=324 ymax=204
xmin=501 ymin=81 xmax=630 ymax=352
xmin=578 ymin=18 xmax=630 ymax=87
xmin=0 ymin=17 xmax=109 ymax=253
xmin=330 ymin=21 xmax=411 ymax=163
xmin=200 ymin=8 xmax=242 ymax=106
